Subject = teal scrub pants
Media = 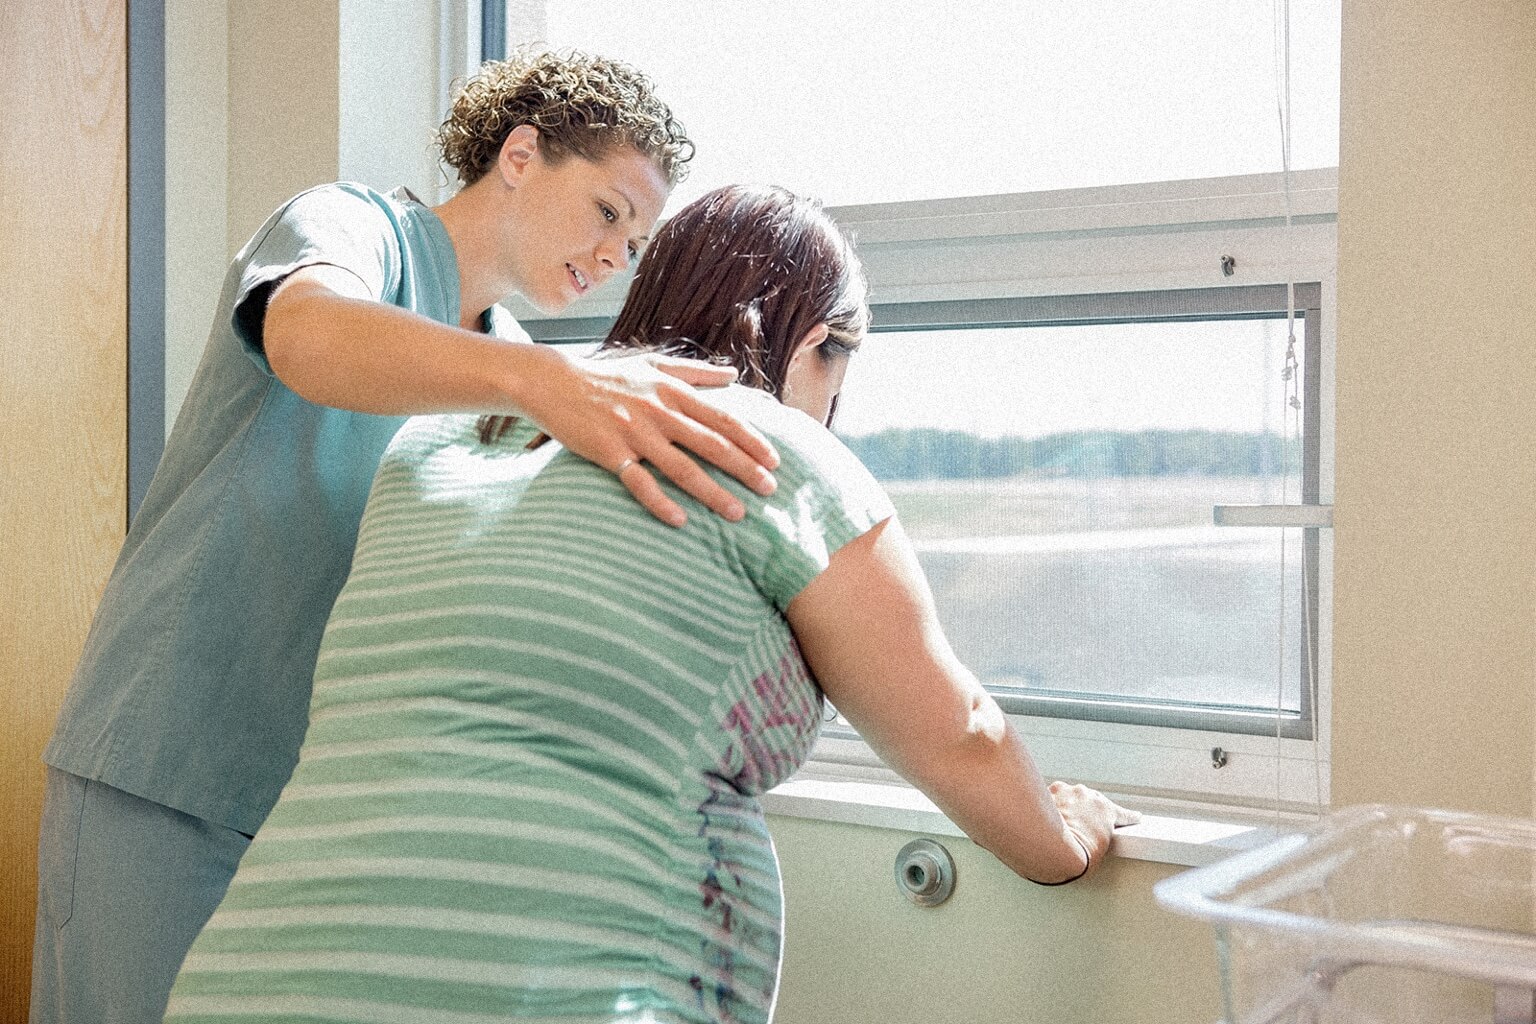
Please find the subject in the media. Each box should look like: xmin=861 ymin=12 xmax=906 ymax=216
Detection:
xmin=29 ymin=768 xmax=252 ymax=1024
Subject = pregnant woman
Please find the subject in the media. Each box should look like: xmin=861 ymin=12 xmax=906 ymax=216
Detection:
xmin=164 ymin=184 xmax=1134 ymax=1024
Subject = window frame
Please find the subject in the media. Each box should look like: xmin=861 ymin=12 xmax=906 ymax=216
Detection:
xmin=511 ymin=169 xmax=1338 ymax=808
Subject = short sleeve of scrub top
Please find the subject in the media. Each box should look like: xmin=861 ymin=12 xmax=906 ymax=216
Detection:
xmin=230 ymin=187 xmax=402 ymax=373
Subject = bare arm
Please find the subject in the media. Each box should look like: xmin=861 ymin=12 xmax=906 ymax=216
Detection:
xmin=262 ymin=265 xmax=780 ymax=525
xmin=786 ymin=516 xmax=1138 ymax=883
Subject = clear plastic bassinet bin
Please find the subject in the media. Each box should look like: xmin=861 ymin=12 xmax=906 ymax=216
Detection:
xmin=1154 ymin=805 xmax=1536 ymax=1024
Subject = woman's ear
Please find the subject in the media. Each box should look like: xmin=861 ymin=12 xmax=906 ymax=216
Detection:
xmin=788 ymin=323 xmax=831 ymax=366
xmin=496 ymin=125 xmax=540 ymax=188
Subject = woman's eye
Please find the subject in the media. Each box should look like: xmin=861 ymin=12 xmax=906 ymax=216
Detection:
xmin=600 ymin=204 xmax=617 ymax=223
xmin=627 ymin=243 xmax=640 ymax=261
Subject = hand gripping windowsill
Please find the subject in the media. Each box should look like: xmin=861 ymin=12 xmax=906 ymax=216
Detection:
xmin=763 ymin=768 xmax=1294 ymax=869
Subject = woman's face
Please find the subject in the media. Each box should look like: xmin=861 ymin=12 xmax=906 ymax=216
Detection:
xmin=502 ymin=140 xmax=670 ymax=313
xmin=783 ymin=331 xmax=854 ymax=425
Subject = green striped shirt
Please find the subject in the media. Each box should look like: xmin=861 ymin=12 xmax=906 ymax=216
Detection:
xmin=166 ymin=385 xmax=894 ymax=1024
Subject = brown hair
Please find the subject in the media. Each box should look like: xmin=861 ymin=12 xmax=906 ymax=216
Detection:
xmin=437 ymin=47 xmax=694 ymax=188
xmin=480 ymin=184 xmax=868 ymax=444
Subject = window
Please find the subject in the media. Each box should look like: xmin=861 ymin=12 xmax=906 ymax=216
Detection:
xmin=836 ymin=288 xmax=1321 ymax=738
xmin=826 ymin=175 xmax=1337 ymax=807
xmin=490 ymin=2 xmax=1338 ymax=808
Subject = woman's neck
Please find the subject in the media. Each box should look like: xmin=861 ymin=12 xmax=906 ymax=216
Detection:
xmin=432 ymin=180 xmax=513 ymax=332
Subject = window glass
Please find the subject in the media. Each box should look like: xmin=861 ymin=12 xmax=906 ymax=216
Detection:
xmin=526 ymin=1 xmax=1341 ymax=210
xmin=835 ymin=318 xmax=1308 ymax=714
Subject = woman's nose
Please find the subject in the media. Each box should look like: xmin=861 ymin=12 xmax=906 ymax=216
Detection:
xmin=598 ymin=238 xmax=630 ymax=271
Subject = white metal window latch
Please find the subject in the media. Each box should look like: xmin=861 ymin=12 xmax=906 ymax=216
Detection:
xmin=1213 ymin=504 xmax=1333 ymax=528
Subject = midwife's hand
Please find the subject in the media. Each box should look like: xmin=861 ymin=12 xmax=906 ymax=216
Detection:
xmin=528 ymin=350 xmax=779 ymax=527
xmin=1048 ymin=781 xmax=1143 ymax=881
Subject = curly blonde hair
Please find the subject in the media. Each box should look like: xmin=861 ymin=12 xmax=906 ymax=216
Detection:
xmin=437 ymin=47 xmax=694 ymax=188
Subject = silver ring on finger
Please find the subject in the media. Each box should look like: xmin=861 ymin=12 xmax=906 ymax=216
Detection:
xmin=614 ymin=457 xmax=638 ymax=476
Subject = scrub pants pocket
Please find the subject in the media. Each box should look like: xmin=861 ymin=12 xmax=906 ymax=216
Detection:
xmin=28 ymin=769 xmax=253 ymax=1024
xmin=34 ymin=767 xmax=87 ymax=932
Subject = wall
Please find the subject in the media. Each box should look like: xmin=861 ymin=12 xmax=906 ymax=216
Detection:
xmin=165 ymin=0 xmax=228 ymax=432
xmin=772 ymin=818 xmax=1219 ymax=1023
xmin=166 ymin=0 xmax=449 ymax=428
xmin=338 ymin=0 xmax=445 ymax=201
xmin=225 ymin=0 xmax=339 ymax=253
xmin=226 ymin=0 xmax=444 ymax=259
xmin=1331 ymin=1 xmax=1536 ymax=815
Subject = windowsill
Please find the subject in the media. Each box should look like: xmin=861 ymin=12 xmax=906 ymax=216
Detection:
xmin=764 ymin=771 xmax=1296 ymax=869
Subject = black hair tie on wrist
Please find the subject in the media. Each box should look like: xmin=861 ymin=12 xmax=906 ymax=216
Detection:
xmin=1028 ymin=833 xmax=1091 ymax=886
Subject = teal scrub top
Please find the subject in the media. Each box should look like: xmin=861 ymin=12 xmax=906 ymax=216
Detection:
xmin=44 ymin=182 xmax=518 ymax=835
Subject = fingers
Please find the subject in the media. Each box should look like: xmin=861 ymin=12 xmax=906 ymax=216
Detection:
xmin=548 ymin=354 xmax=783 ymax=526
xmin=648 ymin=354 xmax=740 ymax=389
xmin=1027 ymin=784 xmax=1140 ymax=887
xmin=616 ymin=379 xmax=780 ymax=512
xmin=613 ymin=461 xmax=689 ymax=529
xmin=1049 ymin=781 xmax=1140 ymax=826
xmin=663 ymin=393 xmax=778 ymax=495
xmin=641 ymin=445 xmax=749 ymax=523
xmin=610 ymin=450 xmax=754 ymax=528
xmin=1048 ymin=781 xmax=1140 ymax=875
xmin=597 ymin=429 xmax=762 ymax=529
xmin=640 ymin=357 xmax=779 ymax=476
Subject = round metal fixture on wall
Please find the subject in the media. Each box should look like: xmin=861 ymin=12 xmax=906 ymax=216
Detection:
xmin=895 ymin=838 xmax=956 ymax=907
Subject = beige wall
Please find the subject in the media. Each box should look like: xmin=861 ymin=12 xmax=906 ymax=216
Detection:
xmin=225 ymin=0 xmax=340 ymax=253
xmin=226 ymin=0 xmax=447 ymax=255
xmin=1331 ymin=1 xmax=1536 ymax=816
xmin=159 ymin=2 xmax=1536 ymax=1021
xmin=338 ymin=0 xmax=445 ymax=200
xmin=771 ymin=817 xmax=1219 ymax=1024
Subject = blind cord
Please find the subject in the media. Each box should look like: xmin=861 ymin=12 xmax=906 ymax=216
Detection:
xmin=1272 ymin=0 xmax=1326 ymax=822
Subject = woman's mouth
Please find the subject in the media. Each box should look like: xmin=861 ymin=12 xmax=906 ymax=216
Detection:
xmin=567 ymin=264 xmax=589 ymax=293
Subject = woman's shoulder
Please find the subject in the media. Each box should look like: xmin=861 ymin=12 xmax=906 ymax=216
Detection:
xmin=706 ymin=386 xmax=891 ymax=518
xmin=700 ymin=387 xmax=894 ymax=613
xmin=254 ymin=182 xmax=402 ymax=248
xmin=706 ymin=385 xmax=839 ymax=456
xmin=381 ymin=413 xmax=482 ymax=463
